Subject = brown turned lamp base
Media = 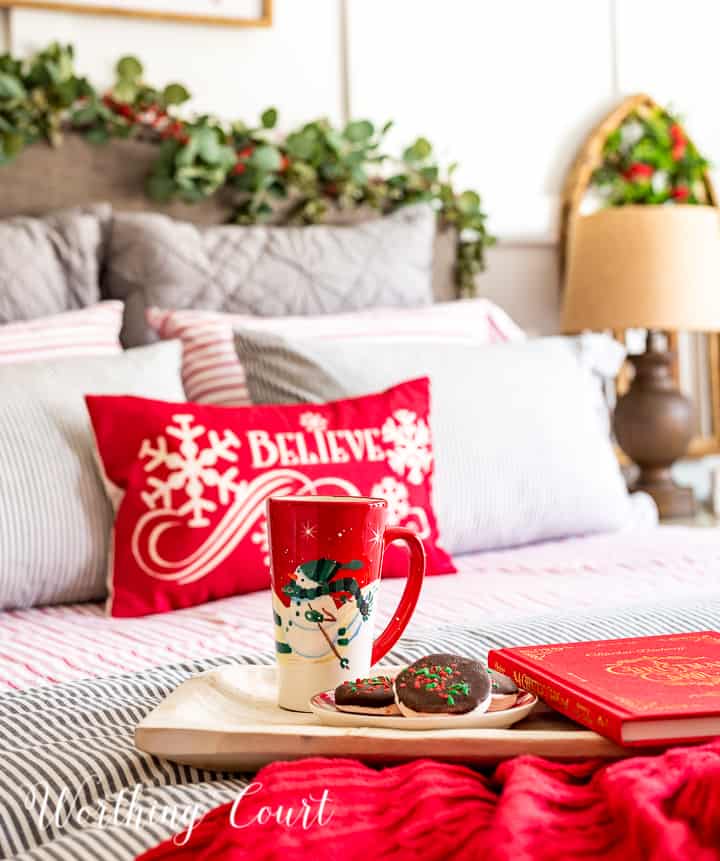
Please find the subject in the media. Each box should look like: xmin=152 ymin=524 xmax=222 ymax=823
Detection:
xmin=632 ymin=469 xmax=696 ymax=520
xmin=613 ymin=338 xmax=696 ymax=521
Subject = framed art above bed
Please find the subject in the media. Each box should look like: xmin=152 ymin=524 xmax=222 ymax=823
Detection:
xmin=0 ymin=0 xmax=273 ymax=27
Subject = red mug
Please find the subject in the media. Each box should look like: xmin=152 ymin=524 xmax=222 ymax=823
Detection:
xmin=267 ymin=494 xmax=426 ymax=711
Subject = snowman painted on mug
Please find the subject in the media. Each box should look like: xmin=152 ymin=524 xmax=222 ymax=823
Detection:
xmin=267 ymin=495 xmax=426 ymax=712
xmin=274 ymin=556 xmax=377 ymax=667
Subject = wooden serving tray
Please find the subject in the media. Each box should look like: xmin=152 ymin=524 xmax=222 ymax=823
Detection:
xmin=135 ymin=665 xmax=629 ymax=771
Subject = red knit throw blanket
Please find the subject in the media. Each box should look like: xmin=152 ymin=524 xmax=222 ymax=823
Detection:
xmin=138 ymin=744 xmax=720 ymax=860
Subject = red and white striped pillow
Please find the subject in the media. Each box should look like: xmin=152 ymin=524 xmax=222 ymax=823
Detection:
xmin=147 ymin=300 xmax=525 ymax=406
xmin=0 ymin=302 xmax=124 ymax=365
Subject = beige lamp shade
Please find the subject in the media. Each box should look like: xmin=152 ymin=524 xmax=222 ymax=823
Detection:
xmin=562 ymin=205 xmax=720 ymax=333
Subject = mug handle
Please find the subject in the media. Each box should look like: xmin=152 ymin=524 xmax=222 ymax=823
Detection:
xmin=371 ymin=526 xmax=426 ymax=666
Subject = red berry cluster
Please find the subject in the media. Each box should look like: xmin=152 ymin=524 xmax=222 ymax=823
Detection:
xmin=619 ymin=121 xmax=691 ymax=201
xmin=102 ymin=94 xmax=188 ymax=143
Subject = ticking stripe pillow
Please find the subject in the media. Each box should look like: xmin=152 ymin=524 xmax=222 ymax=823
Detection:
xmin=0 ymin=341 xmax=185 ymax=610
xmin=0 ymin=302 xmax=124 ymax=365
xmin=146 ymin=300 xmax=525 ymax=406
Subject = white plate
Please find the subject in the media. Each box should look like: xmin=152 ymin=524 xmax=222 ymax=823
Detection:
xmin=309 ymin=686 xmax=537 ymax=731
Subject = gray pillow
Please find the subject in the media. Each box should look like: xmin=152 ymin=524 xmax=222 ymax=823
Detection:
xmin=0 ymin=204 xmax=110 ymax=323
xmin=104 ymin=205 xmax=436 ymax=347
xmin=0 ymin=341 xmax=185 ymax=610
xmin=233 ymin=331 xmax=632 ymax=555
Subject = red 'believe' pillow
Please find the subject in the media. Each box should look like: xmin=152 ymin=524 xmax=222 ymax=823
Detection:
xmin=86 ymin=377 xmax=455 ymax=617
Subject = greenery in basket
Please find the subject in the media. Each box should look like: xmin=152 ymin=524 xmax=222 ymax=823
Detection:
xmin=591 ymin=104 xmax=710 ymax=206
xmin=0 ymin=43 xmax=494 ymax=295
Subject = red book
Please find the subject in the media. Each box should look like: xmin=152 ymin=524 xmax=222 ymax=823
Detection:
xmin=488 ymin=631 xmax=720 ymax=746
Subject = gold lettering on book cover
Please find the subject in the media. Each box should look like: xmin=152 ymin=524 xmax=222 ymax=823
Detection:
xmin=606 ymin=655 xmax=720 ymax=687
xmin=575 ymin=702 xmax=592 ymax=721
xmin=517 ymin=646 xmax=569 ymax=661
xmin=511 ymin=672 xmax=569 ymax=709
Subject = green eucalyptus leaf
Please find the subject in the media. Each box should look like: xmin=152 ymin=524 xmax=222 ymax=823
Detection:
xmin=344 ymin=119 xmax=374 ymax=142
xmin=113 ymin=79 xmax=137 ymax=104
xmin=457 ymin=190 xmax=481 ymax=214
xmin=116 ymin=55 xmax=143 ymax=82
xmin=146 ymin=173 xmax=177 ymax=202
xmin=285 ymin=130 xmax=316 ymax=160
xmin=261 ymin=107 xmax=278 ymax=129
xmin=0 ymin=72 xmax=25 ymax=101
xmin=53 ymin=79 xmax=78 ymax=107
xmin=324 ymin=128 xmax=344 ymax=153
xmin=351 ymin=164 xmax=368 ymax=185
xmin=403 ymin=136 xmax=432 ymax=162
xmin=163 ymin=83 xmax=190 ymax=106
xmin=72 ymin=104 xmax=99 ymax=125
xmin=85 ymin=127 xmax=110 ymax=145
xmin=195 ymin=126 xmax=222 ymax=163
xmin=156 ymin=137 xmax=181 ymax=163
xmin=250 ymin=143 xmax=282 ymax=171
xmin=175 ymin=136 xmax=199 ymax=167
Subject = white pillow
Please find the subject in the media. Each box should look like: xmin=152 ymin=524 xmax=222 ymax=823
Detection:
xmin=0 ymin=341 xmax=185 ymax=609
xmin=233 ymin=332 xmax=633 ymax=554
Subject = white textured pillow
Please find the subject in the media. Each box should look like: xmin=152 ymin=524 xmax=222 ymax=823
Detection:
xmin=0 ymin=341 xmax=185 ymax=609
xmin=233 ymin=333 xmax=632 ymax=554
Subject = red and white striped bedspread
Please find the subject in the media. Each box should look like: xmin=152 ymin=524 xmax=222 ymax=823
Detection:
xmin=2 ymin=525 xmax=719 ymax=692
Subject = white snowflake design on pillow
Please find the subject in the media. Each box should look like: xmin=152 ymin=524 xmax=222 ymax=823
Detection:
xmin=371 ymin=476 xmax=410 ymax=523
xmin=139 ymin=414 xmax=243 ymax=527
xmin=381 ymin=409 xmax=432 ymax=485
xmin=299 ymin=411 xmax=328 ymax=433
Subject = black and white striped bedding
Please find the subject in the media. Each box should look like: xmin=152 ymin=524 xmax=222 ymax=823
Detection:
xmin=4 ymin=594 xmax=720 ymax=860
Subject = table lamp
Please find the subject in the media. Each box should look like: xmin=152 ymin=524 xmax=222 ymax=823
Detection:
xmin=562 ymin=204 xmax=720 ymax=518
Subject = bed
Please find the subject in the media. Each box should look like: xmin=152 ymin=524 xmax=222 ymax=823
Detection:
xmin=3 ymin=138 xmax=720 ymax=860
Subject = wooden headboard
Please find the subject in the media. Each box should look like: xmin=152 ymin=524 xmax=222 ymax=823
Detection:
xmin=0 ymin=134 xmax=228 ymax=224
xmin=0 ymin=134 xmax=458 ymax=301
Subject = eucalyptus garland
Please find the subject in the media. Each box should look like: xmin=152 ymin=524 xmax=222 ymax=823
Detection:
xmin=0 ymin=43 xmax=494 ymax=295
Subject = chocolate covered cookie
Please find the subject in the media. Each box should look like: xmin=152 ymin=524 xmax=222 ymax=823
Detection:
xmin=487 ymin=669 xmax=519 ymax=712
xmin=334 ymin=675 xmax=400 ymax=715
xmin=394 ymin=653 xmax=491 ymax=717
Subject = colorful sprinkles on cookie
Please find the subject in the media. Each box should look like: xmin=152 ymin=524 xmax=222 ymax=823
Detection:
xmin=395 ymin=653 xmax=491 ymax=716
xmin=335 ymin=674 xmax=398 ymax=713
xmin=398 ymin=663 xmax=471 ymax=706
xmin=344 ymin=676 xmax=393 ymax=695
